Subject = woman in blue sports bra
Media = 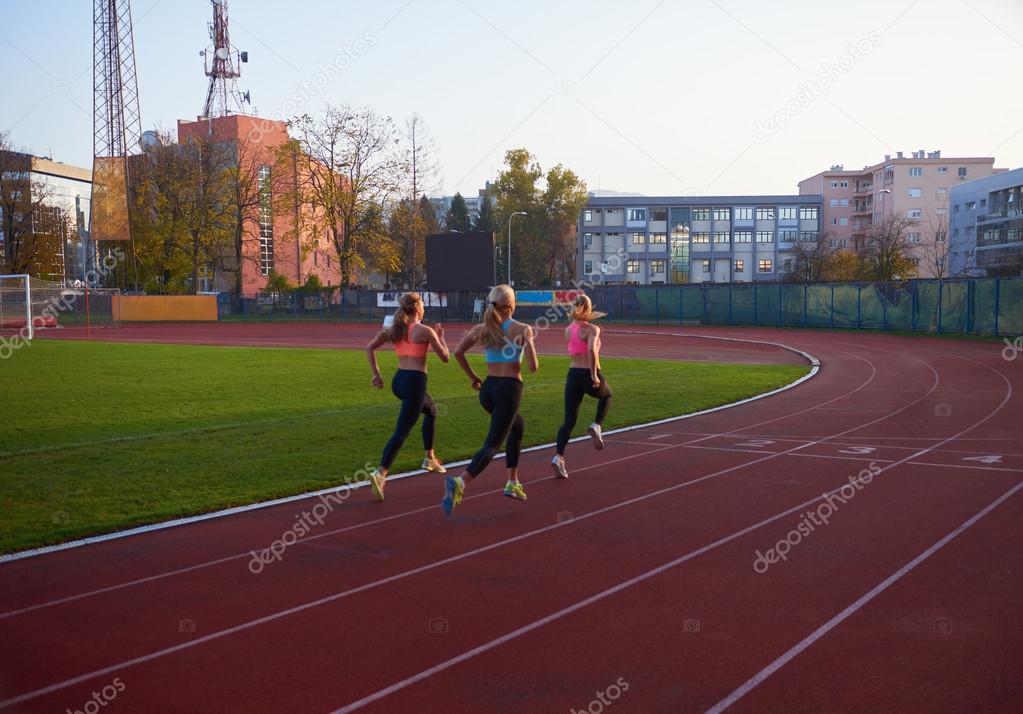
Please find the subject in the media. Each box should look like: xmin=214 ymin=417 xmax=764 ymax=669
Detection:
xmin=443 ymin=284 xmax=539 ymax=515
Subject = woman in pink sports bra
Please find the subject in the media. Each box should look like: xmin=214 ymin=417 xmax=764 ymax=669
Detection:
xmin=551 ymin=294 xmax=612 ymax=479
xmin=365 ymin=292 xmax=450 ymax=501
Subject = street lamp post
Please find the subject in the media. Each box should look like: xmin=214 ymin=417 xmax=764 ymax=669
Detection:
xmin=507 ymin=211 xmax=527 ymax=285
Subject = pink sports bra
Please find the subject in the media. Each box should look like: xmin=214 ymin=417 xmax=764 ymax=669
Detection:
xmin=567 ymin=322 xmax=589 ymax=356
xmin=395 ymin=322 xmax=430 ymax=358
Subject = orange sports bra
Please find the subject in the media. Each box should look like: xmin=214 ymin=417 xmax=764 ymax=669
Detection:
xmin=395 ymin=322 xmax=430 ymax=358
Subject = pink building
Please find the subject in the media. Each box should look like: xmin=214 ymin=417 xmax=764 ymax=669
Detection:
xmin=800 ymin=151 xmax=1001 ymax=278
xmin=177 ymin=114 xmax=342 ymax=295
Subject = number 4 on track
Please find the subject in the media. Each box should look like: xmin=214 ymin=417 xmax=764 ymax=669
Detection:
xmin=962 ymin=455 xmax=1003 ymax=465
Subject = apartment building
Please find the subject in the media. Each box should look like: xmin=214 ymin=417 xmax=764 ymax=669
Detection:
xmin=578 ymin=195 xmax=822 ymax=285
xmin=950 ymin=167 xmax=1023 ymax=277
xmin=799 ymin=150 xmax=999 ymax=277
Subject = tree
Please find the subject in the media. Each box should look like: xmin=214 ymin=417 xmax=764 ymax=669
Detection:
xmin=921 ymin=213 xmax=950 ymax=279
xmin=445 ymin=193 xmax=471 ymax=232
xmin=359 ymin=203 xmax=401 ymax=286
xmin=490 ymin=149 xmax=588 ymax=286
xmin=822 ymin=249 xmax=865 ymax=282
xmin=289 ymin=105 xmax=406 ymax=287
xmin=860 ymin=213 xmax=919 ymax=282
xmin=785 ymin=231 xmax=837 ymax=283
xmin=0 ymin=131 xmax=52 ymax=275
xmin=473 ymin=195 xmax=496 ymax=235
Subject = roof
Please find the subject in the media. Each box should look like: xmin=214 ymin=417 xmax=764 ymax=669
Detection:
xmin=585 ymin=195 xmax=821 ymax=207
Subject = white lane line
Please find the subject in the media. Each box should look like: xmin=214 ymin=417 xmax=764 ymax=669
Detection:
xmin=0 ymin=332 xmax=819 ymax=565
xmin=706 ymin=478 xmax=1023 ymax=714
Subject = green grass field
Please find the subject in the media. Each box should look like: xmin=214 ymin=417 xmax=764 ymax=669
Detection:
xmin=0 ymin=341 xmax=808 ymax=554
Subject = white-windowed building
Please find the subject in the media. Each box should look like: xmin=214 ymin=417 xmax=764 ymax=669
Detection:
xmin=578 ymin=195 xmax=822 ymax=285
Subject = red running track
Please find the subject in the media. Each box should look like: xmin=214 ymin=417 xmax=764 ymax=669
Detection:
xmin=1 ymin=325 xmax=1021 ymax=713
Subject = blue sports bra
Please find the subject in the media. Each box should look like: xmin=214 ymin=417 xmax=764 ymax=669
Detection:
xmin=484 ymin=319 xmax=524 ymax=364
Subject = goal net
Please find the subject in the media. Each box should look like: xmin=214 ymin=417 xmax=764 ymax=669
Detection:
xmin=0 ymin=275 xmax=121 ymax=339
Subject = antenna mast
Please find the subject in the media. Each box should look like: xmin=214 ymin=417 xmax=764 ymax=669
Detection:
xmin=202 ymin=0 xmax=249 ymax=118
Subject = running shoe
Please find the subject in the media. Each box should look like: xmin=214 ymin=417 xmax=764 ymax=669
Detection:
xmin=369 ymin=469 xmax=386 ymax=502
xmin=551 ymin=455 xmax=569 ymax=479
xmin=442 ymin=475 xmax=464 ymax=516
xmin=422 ymin=457 xmax=447 ymax=474
xmin=504 ymin=480 xmax=528 ymax=501
xmin=588 ymin=422 xmax=605 ymax=450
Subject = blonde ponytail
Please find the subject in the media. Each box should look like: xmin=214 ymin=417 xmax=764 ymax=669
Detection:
xmin=480 ymin=284 xmax=515 ymax=348
xmin=384 ymin=292 xmax=422 ymax=343
xmin=571 ymin=294 xmax=606 ymax=322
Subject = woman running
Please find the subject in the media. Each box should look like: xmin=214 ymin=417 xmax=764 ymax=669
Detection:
xmin=365 ymin=292 xmax=450 ymax=502
xmin=442 ymin=284 xmax=539 ymax=515
xmin=551 ymin=293 xmax=612 ymax=479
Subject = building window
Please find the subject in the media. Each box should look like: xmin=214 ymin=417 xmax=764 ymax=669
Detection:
xmin=650 ymin=208 xmax=667 ymax=221
xmin=584 ymin=260 xmax=593 ymax=273
xmin=606 ymin=209 xmax=621 ymax=216
xmin=258 ymin=165 xmax=274 ymax=277
xmin=830 ymin=181 xmax=839 ymax=188
xmin=701 ymin=260 xmax=711 ymax=273
xmin=779 ymin=229 xmax=798 ymax=242
xmin=583 ymin=233 xmax=593 ymax=248
xmin=800 ymin=231 xmax=819 ymax=242
xmin=714 ymin=231 xmax=730 ymax=244
xmin=778 ymin=207 xmax=797 ymax=220
xmin=713 ymin=208 xmax=731 ymax=221
xmin=734 ymin=259 xmax=745 ymax=272
xmin=626 ymin=260 xmax=640 ymax=273
xmin=650 ymin=260 xmax=666 ymax=274
xmin=938 ymin=167 xmax=948 ymax=173
xmin=980 ymin=198 xmax=987 ymax=208
xmin=649 ymin=233 xmax=666 ymax=244
xmin=908 ymin=232 xmax=921 ymax=244
xmin=830 ymin=199 xmax=838 ymax=208
xmin=800 ymin=207 xmax=818 ymax=220
xmin=692 ymin=208 xmax=711 ymax=221
xmin=840 ymin=181 xmax=849 ymax=188
xmin=831 ymin=217 xmax=838 ymax=225
xmin=936 ymin=188 xmax=947 ymax=197
xmin=692 ymin=232 xmax=710 ymax=244
xmin=627 ymin=208 xmax=646 ymax=222
xmin=936 ymin=208 xmax=946 ymax=215
xmin=909 ymin=167 xmax=923 ymax=177
xmin=958 ymin=167 xmax=968 ymax=178
xmin=758 ymin=259 xmax=773 ymax=273
xmin=840 ymin=199 xmax=849 ymax=207
xmin=908 ymin=188 xmax=922 ymax=198
xmin=734 ymin=207 xmax=753 ymax=221
xmin=631 ymin=232 xmax=646 ymax=245
xmin=756 ymin=207 xmax=775 ymax=220
xmin=734 ymin=231 xmax=752 ymax=243
xmin=839 ymin=217 xmax=848 ymax=226
xmin=966 ymin=201 xmax=976 ymax=210
xmin=908 ymin=209 xmax=923 ymax=219
xmin=584 ymin=210 xmax=593 ymax=222
xmin=756 ymin=231 xmax=773 ymax=243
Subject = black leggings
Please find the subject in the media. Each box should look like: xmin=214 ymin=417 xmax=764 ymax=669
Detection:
xmin=380 ymin=370 xmax=437 ymax=469
xmin=556 ymin=368 xmax=612 ymax=454
xmin=466 ymin=377 xmax=524 ymax=477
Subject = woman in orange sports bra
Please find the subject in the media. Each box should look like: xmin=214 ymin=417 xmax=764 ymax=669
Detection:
xmin=551 ymin=294 xmax=612 ymax=479
xmin=365 ymin=292 xmax=450 ymax=501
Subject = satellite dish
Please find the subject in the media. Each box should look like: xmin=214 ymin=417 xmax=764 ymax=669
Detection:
xmin=215 ymin=47 xmax=230 ymax=60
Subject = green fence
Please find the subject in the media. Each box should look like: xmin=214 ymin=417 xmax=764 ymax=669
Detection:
xmin=587 ymin=277 xmax=1023 ymax=337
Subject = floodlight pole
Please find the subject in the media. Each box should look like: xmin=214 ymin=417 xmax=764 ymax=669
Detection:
xmin=507 ymin=211 xmax=527 ymax=285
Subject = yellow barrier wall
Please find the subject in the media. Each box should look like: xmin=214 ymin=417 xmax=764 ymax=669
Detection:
xmin=112 ymin=296 xmax=218 ymax=322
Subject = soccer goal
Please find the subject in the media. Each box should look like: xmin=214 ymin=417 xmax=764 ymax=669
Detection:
xmin=0 ymin=275 xmax=121 ymax=339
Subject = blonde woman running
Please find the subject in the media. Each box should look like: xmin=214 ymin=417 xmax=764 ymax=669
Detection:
xmin=442 ymin=284 xmax=539 ymax=515
xmin=365 ymin=292 xmax=449 ymax=501
xmin=551 ymin=294 xmax=612 ymax=479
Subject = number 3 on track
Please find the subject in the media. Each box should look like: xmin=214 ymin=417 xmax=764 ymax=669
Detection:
xmin=962 ymin=455 xmax=1003 ymax=465
xmin=839 ymin=446 xmax=876 ymax=455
